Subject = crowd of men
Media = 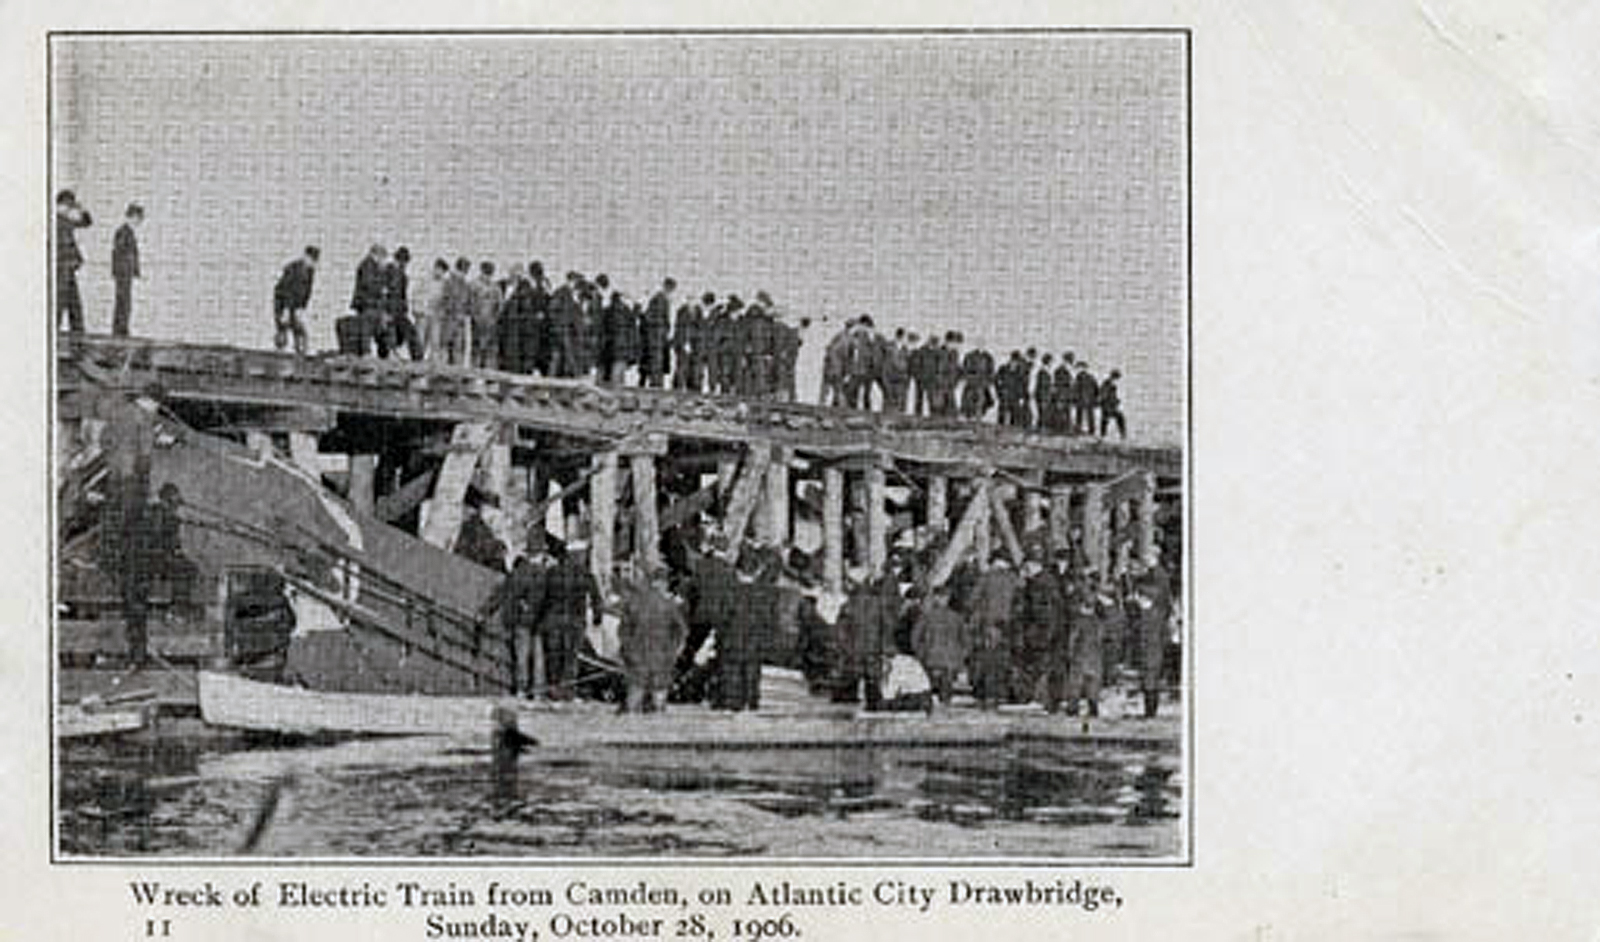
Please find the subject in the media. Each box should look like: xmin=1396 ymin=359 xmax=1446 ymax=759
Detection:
xmin=274 ymin=244 xmax=811 ymax=401
xmin=822 ymin=318 xmax=1129 ymax=438
xmin=269 ymin=244 xmax=1134 ymax=438
xmin=474 ymin=515 xmax=1176 ymax=719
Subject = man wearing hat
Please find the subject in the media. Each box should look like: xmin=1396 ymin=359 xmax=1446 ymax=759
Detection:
xmin=55 ymin=190 xmax=92 ymax=333
xmin=958 ymin=339 xmax=996 ymax=420
xmin=881 ymin=328 xmax=911 ymax=414
xmin=1052 ymin=353 xmax=1077 ymax=434
xmin=774 ymin=310 xmax=804 ymax=402
xmin=1129 ymin=554 xmax=1173 ymax=718
xmin=111 ymin=202 xmax=144 ymax=337
xmin=615 ymin=567 xmax=687 ymax=713
xmin=471 ymin=260 xmax=502 ymax=370
xmin=1034 ymin=353 xmax=1056 ymax=431
xmin=1063 ymin=567 xmax=1112 ymax=717
xmin=1012 ymin=539 xmax=1070 ymax=709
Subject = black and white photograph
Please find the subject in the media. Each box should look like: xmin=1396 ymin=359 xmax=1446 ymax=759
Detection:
xmin=49 ymin=31 xmax=1187 ymax=860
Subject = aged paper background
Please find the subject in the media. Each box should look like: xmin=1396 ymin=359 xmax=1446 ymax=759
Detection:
xmin=5 ymin=2 xmax=1599 ymax=940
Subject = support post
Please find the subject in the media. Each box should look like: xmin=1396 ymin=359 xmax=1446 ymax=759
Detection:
xmin=1135 ymin=471 xmax=1158 ymax=567
xmin=972 ymin=475 xmax=993 ymax=571
xmin=419 ymin=422 xmax=495 ymax=548
xmin=590 ymin=450 xmax=618 ymax=594
xmin=758 ymin=446 xmax=791 ymax=547
xmin=630 ymin=452 xmax=661 ymax=575
xmin=716 ymin=456 xmax=738 ymax=497
xmin=988 ymin=481 xmax=1027 ymax=567
xmin=1049 ymin=485 xmax=1073 ymax=553
xmin=287 ymin=431 xmax=321 ymax=477
xmin=480 ymin=425 xmax=517 ymax=557
xmin=348 ymin=454 xmax=376 ymax=517
xmin=927 ymin=474 xmax=949 ymax=536
xmin=1021 ymin=470 xmax=1045 ymax=536
xmin=245 ymin=431 xmax=274 ymax=461
xmin=927 ymin=482 xmax=987 ymax=588
xmin=823 ymin=465 xmax=845 ymax=593
xmin=718 ymin=443 xmax=773 ymax=564
xmin=865 ymin=461 xmax=890 ymax=577
xmin=1083 ymin=481 xmax=1109 ymax=580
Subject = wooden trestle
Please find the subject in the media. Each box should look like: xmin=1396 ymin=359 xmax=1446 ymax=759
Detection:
xmin=58 ymin=334 xmax=1182 ymax=593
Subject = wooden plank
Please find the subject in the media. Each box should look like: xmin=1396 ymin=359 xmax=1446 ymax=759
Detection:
xmin=1134 ymin=470 xmax=1157 ymax=566
xmin=988 ymin=481 xmax=1027 ymax=567
xmin=658 ymin=481 xmax=719 ymax=533
xmin=418 ymin=422 xmax=494 ymax=549
xmin=927 ymin=482 xmax=986 ymax=588
xmin=373 ymin=468 xmax=438 ymax=523
xmin=718 ymin=443 xmax=773 ymax=564
xmin=927 ymin=474 xmax=949 ymax=535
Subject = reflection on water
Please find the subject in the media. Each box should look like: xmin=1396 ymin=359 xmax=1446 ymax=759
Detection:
xmin=60 ymin=732 xmax=1181 ymax=858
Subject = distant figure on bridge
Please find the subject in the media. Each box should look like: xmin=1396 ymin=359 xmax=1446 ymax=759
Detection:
xmin=111 ymin=202 xmax=143 ymax=337
xmin=673 ymin=293 xmax=708 ymax=392
xmin=1053 ymin=352 xmax=1077 ymax=435
xmin=1099 ymin=369 xmax=1127 ymax=439
xmin=1034 ymin=353 xmax=1056 ymax=430
xmin=958 ymin=340 xmax=995 ymax=419
xmin=598 ymin=288 xmax=637 ymax=386
xmin=346 ymin=244 xmax=389 ymax=356
xmin=775 ymin=313 xmax=804 ymax=402
xmin=471 ymin=261 xmax=501 ymax=370
xmin=642 ymin=278 xmax=675 ymax=388
xmin=381 ymin=247 xmax=423 ymax=361
xmin=881 ymin=328 xmax=911 ymax=414
xmin=497 ymin=262 xmax=540 ymax=375
xmin=437 ymin=257 xmax=474 ymax=366
xmin=1072 ymin=361 xmax=1100 ymax=436
xmin=55 ymin=190 xmax=92 ymax=333
xmin=272 ymin=246 xmax=319 ymax=356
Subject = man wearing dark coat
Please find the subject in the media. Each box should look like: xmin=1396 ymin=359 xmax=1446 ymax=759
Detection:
xmin=1053 ymin=354 xmax=1077 ymax=434
xmin=273 ymin=246 xmax=320 ymax=355
xmin=1130 ymin=559 xmax=1173 ymax=718
xmin=490 ymin=553 xmax=548 ymax=696
xmin=1034 ymin=353 xmax=1055 ymax=430
xmin=111 ymin=203 xmax=143 ymax=337
xmin=55 ymin=190 xmax=92 ymax=333
xmin=881 ymin=329 xmax=912 ymax=414
xmin=599 ymin=289 xmax=638 ymax=385
xmin=349 ymin=244 xmax=389 ymax=357
xmin=835 ymin=573 xmax=900 ymax=708
xmin=673 ymin=294 xmax=709 ymax=391
xmin=496 ymin=263 xmax=539 ymax=375
xmin=547 ymin=277 xmax=582 ymax=377
xmin=959 ymin=345 xmax=996 ymax=420
xmin=1011 ymin=548 xmax=1071 ymax=709
xmin=1099 ymin=369 xmax=1127 ymax=439
xmin=616 ymin=569 xmax=688 ymax=713
xmin=382 ymin=246 xmax=423 ymax=361
xmin=539 ymin=542 xmax=603 ymax=700
xmin=642 ymin=279 xmax=675 ymax=388
xmin=1073 ymin=362 xmax=1101 ymax=436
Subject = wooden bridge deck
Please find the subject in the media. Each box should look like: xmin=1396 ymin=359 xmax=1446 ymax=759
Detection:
xmin=56 ymin=334 xmax=1180 ymax=480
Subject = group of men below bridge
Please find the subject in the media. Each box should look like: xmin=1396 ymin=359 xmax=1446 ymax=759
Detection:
xmin=268 ymin=244 xmax=1133 ymax=438
xmin=473 ymin=521 xmax=1177 ymax=719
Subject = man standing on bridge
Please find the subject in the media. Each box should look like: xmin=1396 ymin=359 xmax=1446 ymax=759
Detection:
xmin=643 ymin=278 xmax=676 ymax=388
xmin=55 ymin=189 xmax=92 ymax=333
xmin=110 ymin=202 xmax=143 ymax=337
xmin=349 ymin=244 xmax=389 ymax=356
xmin=272 ymin=246 xmax=319 ymax=355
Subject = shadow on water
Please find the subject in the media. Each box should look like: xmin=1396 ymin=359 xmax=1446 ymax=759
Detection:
xmin=58 ymin=732 xmax=1181 ymax=857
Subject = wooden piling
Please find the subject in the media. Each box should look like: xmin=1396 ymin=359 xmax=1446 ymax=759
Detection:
xmin=630 ymin=452 xmax=661 ymax=574
xmin=1135 ymin=470 xmax=1157 ymax=566
xmin=972 ymin=475 xmax=993 ymax=571
xmin=759 ymin=446 xmax=792 ymax=547
xmin=590 ymin=450 xmax=618 ymax=593
xmin=927 ymin=474 xmax=949 ymax=535
xmin=865 ymin=461 xmax=889 ymax=577
xmin=1049 ymin=485 xmax=1073 ymax=552
xmin=1083 ymin=481 xmax=1109 ymax=578
xmin=823 ymin=465 xmax=845 ymax=593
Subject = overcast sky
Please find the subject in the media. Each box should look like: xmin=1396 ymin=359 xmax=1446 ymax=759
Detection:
xmin=53 ymin=33 xmax=1186 ymax=444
